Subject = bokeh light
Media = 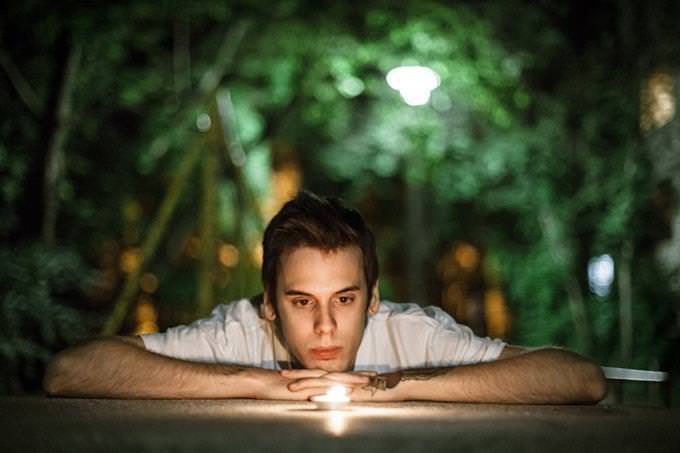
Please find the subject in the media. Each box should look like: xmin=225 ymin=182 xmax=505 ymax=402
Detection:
xmin=588 ymin=254 xmax=615 ymax=297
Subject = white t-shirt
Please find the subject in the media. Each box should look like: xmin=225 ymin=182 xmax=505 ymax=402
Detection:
xmin=141 ymin=298 xmax=506 ymax=372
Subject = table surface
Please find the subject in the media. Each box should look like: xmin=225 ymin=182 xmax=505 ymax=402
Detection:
xmin=2 ymin=396 xmax=679 ymax=453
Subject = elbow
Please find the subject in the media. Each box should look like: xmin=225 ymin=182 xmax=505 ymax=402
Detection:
xmin=43 ymin=353 xmax=73 ymax=396
xmin=582 ymin=361 xmax=607 ymax=404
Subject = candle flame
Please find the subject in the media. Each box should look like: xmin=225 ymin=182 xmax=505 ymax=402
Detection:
xmin=327 ymin=385 xmax=348 ymax=399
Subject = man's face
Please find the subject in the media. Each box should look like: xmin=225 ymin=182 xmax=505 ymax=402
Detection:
xmin=268 ymin=245 xmax=378 ymax=372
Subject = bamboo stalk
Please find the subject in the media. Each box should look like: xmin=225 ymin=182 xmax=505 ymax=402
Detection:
xmin=43 ymin=42 xmax=81 ymax=245
xmin=100 ymin=21 xmax=252 ymax=335
xmin=565 ymin=276 xmax=592 ymax=353
xmin=214 ymin=88 xmax=269 ymax=299
xmin=216 ymin=89 xmax=264 ymax=229
xmin=0 ymin=49 xmax=43 ymax=116
xmin=618 ymin=239 xmax=633 ymax=367
xmin=101 ymin=137 xmax=203 ymax=336
xmin=539 ymin=207 xmax=592 ymax=353
xmin=196 ymin=114 xmax=219 ymax=317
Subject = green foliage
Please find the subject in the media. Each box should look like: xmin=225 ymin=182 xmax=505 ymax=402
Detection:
xmin=0 ymin=244 xmax=92 ymax=393
xmin=0 ymin=141 xmax=26 ymax=236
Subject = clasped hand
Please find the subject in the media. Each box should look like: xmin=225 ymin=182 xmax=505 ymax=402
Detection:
xmin=280 ymin=369 xmax=404 ymax=401
xmin=252 ymin=368 xmax=402 ymax=401
xmin=280 ymin=369 xmax=376 ymax=396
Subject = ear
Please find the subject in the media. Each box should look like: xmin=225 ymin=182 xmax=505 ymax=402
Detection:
xmin=261 ymin=291 xmax=277 ymax=321
xmin=367 ymin=281 xmax=380 ymax=315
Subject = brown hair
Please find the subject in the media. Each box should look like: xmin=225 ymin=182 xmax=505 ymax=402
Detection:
xmin=262 ymin=191 xmax=379 ymax=308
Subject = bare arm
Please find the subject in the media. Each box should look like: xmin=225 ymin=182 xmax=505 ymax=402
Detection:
xmin=286 ymin=346 xmax=607 ymax=404
xmin=359 ymin=346 xmax=607 ymax=404
xmin=43 ymin=336 xmax=324 ymax=400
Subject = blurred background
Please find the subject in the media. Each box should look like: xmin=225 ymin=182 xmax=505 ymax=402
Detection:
xmin=1 ymin=0 xmax=679 ymax=404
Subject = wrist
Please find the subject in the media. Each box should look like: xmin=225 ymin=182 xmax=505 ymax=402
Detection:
xmin=372 ymin=371 xmax=402 ymax=391
xmin=361 ymin=371 xmax=408 ymax=401
xmin=239 ymin=367 xmax=268 ymax=399
xmin=210 ymin=364 xmax=258 ymax=398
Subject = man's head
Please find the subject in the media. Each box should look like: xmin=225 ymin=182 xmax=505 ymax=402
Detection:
xmin=261 ymin=191 xmax=379 ymax=371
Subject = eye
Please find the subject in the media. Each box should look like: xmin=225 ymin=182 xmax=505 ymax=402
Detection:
xmin=292 ymin=298 xmax=312 ymax=307
xmin=337 ymin=295 xmax=355 ymax=305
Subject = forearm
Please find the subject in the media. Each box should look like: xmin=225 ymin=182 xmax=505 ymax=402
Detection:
xmin=43 ymin=337 xmax=260 ymax=399
xmin=367 ymin=348 xmax=607 ymax=404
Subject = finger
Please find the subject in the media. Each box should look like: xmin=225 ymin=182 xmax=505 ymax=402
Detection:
xmin=297 ymin=384 xmax=356 ymax=395
xmin=307 ymin=386 xmax=355 ymax=397
xmin=296 ymin=386 xmax=355 ymax=401
xmin=288 ymin=377 xmax=328 ymax=391
xmin=288 ymin=377 xmax=363 ymax=392
xmin=356 ymin=371 xmax=378 ymax=377
xmin=280 ymin=369 xmax=326 ymax=379
xmin=322 ymin=372 xmax=371 ymax=385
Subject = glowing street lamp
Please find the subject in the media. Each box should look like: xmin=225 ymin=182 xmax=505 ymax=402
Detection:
xmin=386 ymin=65 xmax=441 ymax=106
xmin=385 ymin=65 xmax=441 ymax=305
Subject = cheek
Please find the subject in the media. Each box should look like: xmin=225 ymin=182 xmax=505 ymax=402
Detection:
xmin=340 ymin=308 xmax=367 ymax=337
xmin=279 ymin=311 xmax=312 ymax=340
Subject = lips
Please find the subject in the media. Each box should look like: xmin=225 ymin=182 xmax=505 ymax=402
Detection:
xmin=310 ymin=347 xmax=342 ymax=360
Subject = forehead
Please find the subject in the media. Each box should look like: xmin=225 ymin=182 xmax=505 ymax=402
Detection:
xmin=277 ymin=246 xmax=365 ymax=292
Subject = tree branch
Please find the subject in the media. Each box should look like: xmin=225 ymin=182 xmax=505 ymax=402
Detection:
xmin=0 ymin=49 xmax=42 ymax=116
xmin=101 ymin=19 xmax=253 ymax=336
xmin=42 ymin=42 xmax=82 ymax=244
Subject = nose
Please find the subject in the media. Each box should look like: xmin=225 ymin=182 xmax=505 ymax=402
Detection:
xmin=313 ymin=304 xmax=337 ymax=336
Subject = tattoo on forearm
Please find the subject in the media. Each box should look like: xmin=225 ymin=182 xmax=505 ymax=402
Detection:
xmin=364 ymin=372 xmax=400 ymax=395
xmin=400 ymin=367 xmax=449 ymax=381
xmin=363 ymin=368 xmax=450 ymax=395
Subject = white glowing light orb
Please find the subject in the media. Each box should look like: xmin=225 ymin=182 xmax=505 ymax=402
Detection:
xmin=386 ymin=65 xmax=441 ymax=106
xmin=196 ymin=113 xmax=212 ymax=131
xmin=588 ymin=254 xmax=615 ymax=297
xmin=311 ymin=385 xmax=350 ymax=411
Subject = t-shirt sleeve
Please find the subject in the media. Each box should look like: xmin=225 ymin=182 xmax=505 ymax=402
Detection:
xmin=141 ymin=305 xmax=230 ymax=363
xmin=425 ymin=306 xmax=506 ymax=366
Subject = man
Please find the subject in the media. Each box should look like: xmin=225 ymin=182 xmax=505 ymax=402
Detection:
xmin=44 ymin=192 xmax=607 ymax=403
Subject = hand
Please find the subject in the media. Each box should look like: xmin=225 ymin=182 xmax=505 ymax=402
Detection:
xmin=281 ymin=369 xmax=407 ymax=402
xmin=280 ymin=369 xmax=376 ymax=397
xmin=344 ymin=381 xmax=406 ymax=402
xmin=245 ymin=368 xmax=325 ymax=401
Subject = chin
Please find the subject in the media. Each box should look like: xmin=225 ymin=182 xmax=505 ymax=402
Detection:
xmin=307 ymin=359 xmax=351 ymax=372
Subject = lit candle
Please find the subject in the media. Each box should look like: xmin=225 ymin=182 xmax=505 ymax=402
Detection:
xmin=311 ymin=385 xmax=351 ymax=411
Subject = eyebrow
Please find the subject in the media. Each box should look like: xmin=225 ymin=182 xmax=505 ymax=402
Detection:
xmin=283 ymin=285 xmax=361 ymax=297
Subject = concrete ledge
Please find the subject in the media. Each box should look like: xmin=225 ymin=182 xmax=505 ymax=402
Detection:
xmin=1 ymin=397 xmax=678 ymax=453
